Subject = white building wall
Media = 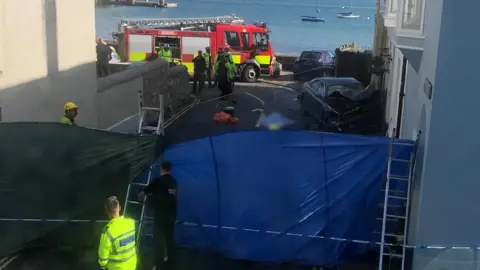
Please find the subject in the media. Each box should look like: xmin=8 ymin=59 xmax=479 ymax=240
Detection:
xmin=379 ymin=0 xmax=480 ymax=268
xmin=0 ymin=0 xmax=97 ymax=126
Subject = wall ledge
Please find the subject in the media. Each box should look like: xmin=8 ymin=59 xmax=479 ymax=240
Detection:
xmin=97 ymin=59 xmax=169 ymax=93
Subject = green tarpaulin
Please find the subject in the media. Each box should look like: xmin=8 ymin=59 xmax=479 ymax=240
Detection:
xmin=0 ymin=123 xmax=165 ymax=257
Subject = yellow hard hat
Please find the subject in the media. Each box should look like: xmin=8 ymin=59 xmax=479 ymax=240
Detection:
xmin=64 ymin=102 xmax=78 ymax=111
xmin=110 ymin=46 xmax=116 ymax=53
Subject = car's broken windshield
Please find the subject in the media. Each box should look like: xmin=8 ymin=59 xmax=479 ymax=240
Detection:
xmin=328 ymin=83 xmax=371 ymax=101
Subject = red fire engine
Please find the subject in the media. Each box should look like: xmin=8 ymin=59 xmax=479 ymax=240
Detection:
xmin=113 ymin=15 xmax=277 ymax=82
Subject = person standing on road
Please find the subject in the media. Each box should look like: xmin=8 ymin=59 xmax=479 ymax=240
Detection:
xmin=192 ymin=50 xmax=206 ymax=95
xmin=203 ymin=47 xmax=213 ymax=88
xmin=138 ymin=161 xmax=178 ymax=269
xmin=213 ymin=46 xmax=224 ymax=87
xmin=224 ymin=45 xmax=233 ymax=62
xmin=217 ymin=54 xmax=236 ymax=104
xmin=226 ymin=58 xmax=236 ymax=94
xmin=96 ymin=38 xmax=112 ymax=78
xmin=98 ymin=196 xmax=137 ymax=270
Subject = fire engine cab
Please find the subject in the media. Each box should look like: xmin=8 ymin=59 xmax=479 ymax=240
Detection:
xmin=113 ymin=15 xmax=277 ymax=82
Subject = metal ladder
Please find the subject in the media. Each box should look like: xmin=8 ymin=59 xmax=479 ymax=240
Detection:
xmin=123 ymin=91 xmax=165 ymax=249
xmin=377 ymin=130 xmax=420 ymax=270
xmin=120 ymin=14 xmax=244 ymax=28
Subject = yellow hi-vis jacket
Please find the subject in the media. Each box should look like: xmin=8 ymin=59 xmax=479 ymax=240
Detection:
xmin=226 ymin=61 xmax=236 ymax=81
xmin=158 ymin=49 xmax=172 ymax=62
xmin=98 ymin=216 xmax=137 ymax=270
xmin=203 ymin=52 xmax=211 ymax=68
xmin=60 ymin=116 xmax=75 ymax=126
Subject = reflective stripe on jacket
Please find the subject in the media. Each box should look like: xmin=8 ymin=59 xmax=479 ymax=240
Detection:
xmin=98 ymin=216 xmax=137 ymax=270
xmin=60 ymin=116 xmax=75 ymax=126
xmin=158 ymin=49 xmax=172 ymax=62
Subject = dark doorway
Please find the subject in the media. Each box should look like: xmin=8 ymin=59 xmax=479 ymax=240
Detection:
xmin=395 ymin=56 xmax=407 ymax=138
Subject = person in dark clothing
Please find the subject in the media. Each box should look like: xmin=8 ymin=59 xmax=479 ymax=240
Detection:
xmin=213 ymin=46 xmax=224 ymax=87
xmin=138 ymin=161 xmax=178 ymax=269
xmin=217 ymin=54 xmax=234 ymax=102
xmin=192 ymin=50 xmax=206 ymax=95
xmin=96 ymin=38 xmax=112 ymax=78
xmin=204 ymin=47 xmax=213 ymax=88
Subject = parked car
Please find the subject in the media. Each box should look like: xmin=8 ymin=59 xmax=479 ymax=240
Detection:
xmin=298 ymin=77 xmax=383 ymax=134
xmin=293 ymin=50 xmax=335 ymax=81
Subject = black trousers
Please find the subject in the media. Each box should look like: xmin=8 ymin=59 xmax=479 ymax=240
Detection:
xmin=206 ymin=66 xmax=212 ymax=87
xmin=192 ymin=73 xmax=205 ymax=94
xmin=153 ymin=217 xmax=176 ymax=269
xmin=97 ymin=63 xmax=109 ymax=78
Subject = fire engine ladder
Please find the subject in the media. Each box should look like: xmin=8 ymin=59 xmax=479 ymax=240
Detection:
xmin=377 ymin=129 xmax=421 ymax=270
xmin=120 ymin=14 xmax=244 ymax=28
xmin=123 ymin=91 xmax=165 ymax=250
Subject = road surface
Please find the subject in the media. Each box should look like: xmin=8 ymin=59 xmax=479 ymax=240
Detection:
xmin=165 ymin=81 xmax=303 ymax=144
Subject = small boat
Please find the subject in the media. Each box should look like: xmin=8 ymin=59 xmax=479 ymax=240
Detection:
xmin=301 ymin=15 xmax=326 ymax=22
xmin=164 ymin=2 xmax=178 ymax=7
xmin=337 ymin=12 xmax=360 ymax=19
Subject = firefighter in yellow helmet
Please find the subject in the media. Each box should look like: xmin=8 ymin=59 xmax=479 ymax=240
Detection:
xmin=98 ymin=196 xmax=137 ymax=270
xmin=60 ymin=102 xmax=78 ymax=126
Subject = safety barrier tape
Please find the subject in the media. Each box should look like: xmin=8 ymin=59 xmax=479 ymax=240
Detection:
xmin=1 ymin=218 xmax=477 ymax=250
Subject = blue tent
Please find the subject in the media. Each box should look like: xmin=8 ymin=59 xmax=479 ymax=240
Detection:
xmin=138 ymin=131 xmax=414 ymax=266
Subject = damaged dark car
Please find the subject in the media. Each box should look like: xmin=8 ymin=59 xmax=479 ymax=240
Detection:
xmin=299 ymin=77 xmax=383 ymax=135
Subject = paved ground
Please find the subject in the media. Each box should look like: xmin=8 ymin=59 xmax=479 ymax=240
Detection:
xmin=1 ymin=79 xmax=378 ymax=270
xmin=165 ymin=81 xmax=303 ymax=144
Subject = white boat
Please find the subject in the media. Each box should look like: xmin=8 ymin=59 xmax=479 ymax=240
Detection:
xmin=337 ymin=0 xmax=360 ymax=19
xmin=164 ymin=2 xmax=178 ymax=7
xmin=337 ymin=12 xmax=360 ymax=19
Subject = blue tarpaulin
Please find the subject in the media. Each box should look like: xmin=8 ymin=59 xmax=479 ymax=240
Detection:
xmin=139 ymin=131 xmax=415 ymax=266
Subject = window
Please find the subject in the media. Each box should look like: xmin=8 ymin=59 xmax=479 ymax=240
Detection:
xmin=401 ymin=0 xmax=424 ymax=31
xmin=310 ymin=80 xmax=326 ymax=97
xmin=389 ymin=0 xmax=398 ymax=14
xmin=253 ymin=32 xmax=269 ymax=52
xmin=241 ymin=32 xmax=250 ymax=50
xmin=300 ymin=51 xmax=322 ymax=60
xmin=224 ymin=31 xmax=241 ymax=50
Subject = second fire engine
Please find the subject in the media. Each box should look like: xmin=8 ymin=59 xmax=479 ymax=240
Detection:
xmin=113 ymin=15 xmax=277 ymax=82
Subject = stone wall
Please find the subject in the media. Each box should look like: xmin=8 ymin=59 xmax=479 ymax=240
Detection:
xmin=97 ymin=60 xmax=190 ymax=133
xmin=275 ymin=53 xmax=298 ymax=72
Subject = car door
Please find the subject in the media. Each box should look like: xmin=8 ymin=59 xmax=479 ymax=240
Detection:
xmin=224 ymin=30 xmax=251 ymax=64
xmin=310 ymin=80 xmax=328 ymax=122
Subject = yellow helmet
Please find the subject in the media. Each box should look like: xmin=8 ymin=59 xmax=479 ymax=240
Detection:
xmin=64 ymin=102 xmax=78 ymax=111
